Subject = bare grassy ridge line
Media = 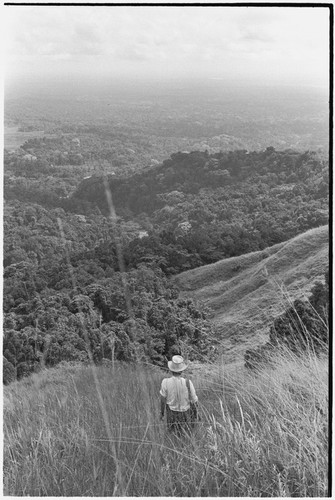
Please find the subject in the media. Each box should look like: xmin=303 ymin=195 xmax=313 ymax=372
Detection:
xmin=175 ymin=226 xmax=328 ymax=358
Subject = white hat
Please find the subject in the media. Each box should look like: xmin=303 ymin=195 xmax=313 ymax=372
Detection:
xmin=168 ymin=355 xmax=188 ymax=372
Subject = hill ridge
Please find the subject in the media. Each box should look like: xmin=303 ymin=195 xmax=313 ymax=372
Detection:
xmin=175 ymin=225 xmax=328 ymax=361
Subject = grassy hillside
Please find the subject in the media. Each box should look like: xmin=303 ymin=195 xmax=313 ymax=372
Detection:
xmin=175 ymin=225 xmax=328 ymax=361
xmin=4 ymin=347 xmax=328 ymax=496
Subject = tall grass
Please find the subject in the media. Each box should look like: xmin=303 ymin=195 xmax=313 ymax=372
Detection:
xmin=200 ymin=346 xmax=328 ymax=496
xmin=4 ymin=342 xmax=328 ymax=497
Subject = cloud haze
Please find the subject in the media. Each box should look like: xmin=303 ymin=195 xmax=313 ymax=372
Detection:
xmin=4 ymin=6 xmax=329 ymax=87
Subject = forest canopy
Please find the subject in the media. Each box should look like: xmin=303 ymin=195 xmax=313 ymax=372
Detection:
xmin=4 ymin=139 xmax=329 ymax=381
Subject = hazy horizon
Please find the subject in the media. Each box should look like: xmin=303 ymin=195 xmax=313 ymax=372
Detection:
xmin=4 ymin=5 xmax=330 ymax=91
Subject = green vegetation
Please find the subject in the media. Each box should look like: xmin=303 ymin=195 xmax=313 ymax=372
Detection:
xmin=3 ymin=143 xmax=329 ymax=377
xmin=68 ymin=148 xmax=328 ymax=273
xmin=176 ymin=225 xmax=329 ymax=360
xmin=4 ymin=341 xmax=328 ymax=496
xmin=245 ymin=269 xmax=329 ymax=368
xmin=4 ymin=82 xmax=329 ymax=496
xmin=3 ymin=262 xmax=215 ymax=381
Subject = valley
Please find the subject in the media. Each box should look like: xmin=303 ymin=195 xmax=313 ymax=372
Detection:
xmin=3 ymin=81 xmax=329 ymax=380
xmin=3 ymin=5 xmax=330 ymax=496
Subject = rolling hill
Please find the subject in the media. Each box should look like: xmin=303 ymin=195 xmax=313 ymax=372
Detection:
xmin=175 ymin=225 xmax=329 ymax=362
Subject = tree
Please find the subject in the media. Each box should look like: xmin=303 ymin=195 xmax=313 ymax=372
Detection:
xmin=245 ymin=270 xmax=329 ymax=368
xmin=3 ymin=357 xmax=16 ymax=385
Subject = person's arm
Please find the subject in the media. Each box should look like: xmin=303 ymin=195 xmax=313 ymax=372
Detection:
xmin=160 ymin=395 xmax=167 ymax=419
xmin=189 ymin=380 xmax=198 ymax=403
xmin=160 ymin=379 xmax=167 ymax=419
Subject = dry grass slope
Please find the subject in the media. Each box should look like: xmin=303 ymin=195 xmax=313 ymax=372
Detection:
xmin=175 ymin=226 xmax=328 ymax=361
xmin=4 ymin=348 xmax=328 ymax=497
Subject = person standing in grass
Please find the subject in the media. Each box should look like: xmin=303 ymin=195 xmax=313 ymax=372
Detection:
xmin=160 ymin=355 xmax=198 ymax=435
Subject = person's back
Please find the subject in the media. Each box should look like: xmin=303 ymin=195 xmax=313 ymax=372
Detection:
xmin=160 ymin=355 xmax=198 ymax=434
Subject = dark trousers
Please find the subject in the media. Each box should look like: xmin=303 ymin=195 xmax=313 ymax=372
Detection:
xmin=166 ymin=405 xmax=191 ymax=435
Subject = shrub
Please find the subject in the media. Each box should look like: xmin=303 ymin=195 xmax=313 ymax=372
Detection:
xmin=3 ymin=357 xmax=16 ymax=385
xmin=245 ymin=270 xmax=329 ymax=368
xmin=269 ymin=297 xmax=328 ymax=353
xmin=244 ymin=343 xmax=275 ymax=370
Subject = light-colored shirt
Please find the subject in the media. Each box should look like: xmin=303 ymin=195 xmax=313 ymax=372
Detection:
xmin=160 ymin=375 xmax=198 ymax=412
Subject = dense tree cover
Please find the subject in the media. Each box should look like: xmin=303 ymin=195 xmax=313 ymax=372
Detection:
xmin=3 ymin=261 xmax=215 ymax=383
xmin=3 ymin=200 xmax=216 ymax=382
xmin=244 ymin=269 xmax=329 ymax=369
xmin=3 ymin=142 xmax=329 ymax=383
xmin=3 ymin=200 xmax=143 ymax=271
xmin=3 ymin=199 xmax=208 ymax=381
xmin=69 ymin=148 xmax=328 ymax=273
xmin=4 ymin=82 xmax=329 ymax=383
xmin=74 ymin=148 xmax=327 ymax=215
xmin=5 ymin=146 xmax=328 ymax=277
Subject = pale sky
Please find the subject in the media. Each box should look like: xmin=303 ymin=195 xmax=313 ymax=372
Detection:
xmin=3 ymin=5 xmax=330 ymax=87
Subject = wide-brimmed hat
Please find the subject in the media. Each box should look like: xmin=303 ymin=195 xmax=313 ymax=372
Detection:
xmin=168 ymin=355 xmax=188 ymax=372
